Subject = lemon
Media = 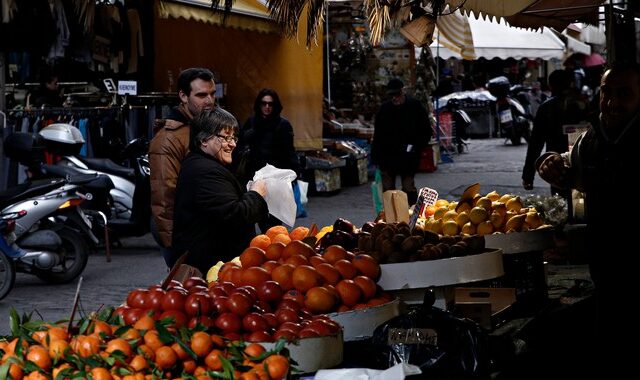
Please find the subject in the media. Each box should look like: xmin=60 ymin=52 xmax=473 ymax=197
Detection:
xmin=443 ymin=210 xmax=458 ymax=222
xmin=476 ymin=220 xmax=494 ymax=235
xmin=461 ymin=222 xmax=476 ymax=235
xmin=456 ymin=201 xmax=472 ymax=214
xmin=492 ymin=202 xmax=507 ymax=217
xmin=469 ymin=206 xmax=489 ymax=225
xmin=525 ymin=212 xmax=543 ymax=229
xmin=506 ymin=196 xmax=523 ymax=212
xmin=442 ymin=220 xmax=460 ymax=236
xmin=499 ymin=193 xmax=513 ymax=203
xmin=472 ymin=194 xmax=482 ymax=207
xmin=435 ymin=199 xmax=450 ymax=208
xmin=505 ymin=214 xmax=526 ymax=231
xmin=489 ymin=211 xmax=505 ymax=229
xmin=448 ymin=201 xmax=458 ymax=210
xmin=486 ymin=190 xmax=500 ymax=202
xmin=433 ymin=206 xmax=449 ymax=220
xmin=455 ymin=211 xmax=470 ymax=227
xmin=430 ymin=218 xmax=443 ymax=234
xmin=475 ymin=197 xmax=492 ymax=211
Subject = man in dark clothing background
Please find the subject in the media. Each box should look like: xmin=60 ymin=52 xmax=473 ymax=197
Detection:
xmin=371 ymin=78 xmax=432 ymax=205
xmin=522 ymin=69 xmax=587 ymax=196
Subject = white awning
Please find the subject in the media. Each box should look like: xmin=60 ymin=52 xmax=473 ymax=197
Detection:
xmin=431 ymin=14 xmax=565 ymax=60
xmin=563 ymin=32 xmax=591 ymax=55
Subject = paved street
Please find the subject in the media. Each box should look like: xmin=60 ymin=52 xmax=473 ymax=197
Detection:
xmin=0 ymin=137 xmax=549 ymax=335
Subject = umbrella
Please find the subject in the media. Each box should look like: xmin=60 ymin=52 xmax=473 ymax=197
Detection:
xmin=583 ymin=52 xmax=606 ymax=67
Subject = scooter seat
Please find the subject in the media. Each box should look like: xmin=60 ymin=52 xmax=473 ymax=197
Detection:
xmin=0 ymin=179 xmax=66 ymax=209
xmin=76 ymin=157 xmax=135 ymax=179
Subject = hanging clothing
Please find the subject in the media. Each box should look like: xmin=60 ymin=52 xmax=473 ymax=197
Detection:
xmin=47 ymin=0 xmax=70 ymax=62
xmin=126 ymin=7 xmax=143 ymax=74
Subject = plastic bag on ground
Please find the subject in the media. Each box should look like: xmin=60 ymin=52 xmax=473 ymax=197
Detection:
xmin=248 ymin=164 xmax=297 ymax=227
xmin=314 ymin=362 xmax=421 ymax=380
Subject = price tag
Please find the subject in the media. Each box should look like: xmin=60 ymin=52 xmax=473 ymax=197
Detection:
xmin=118 ymin=80 xmax=138 ymax=95
xmin=409 ymin=187 xmax=439 ymax=229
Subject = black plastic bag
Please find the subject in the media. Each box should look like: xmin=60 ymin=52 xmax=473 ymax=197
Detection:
xmin=371 ymin=291 xmax=490 ymax=379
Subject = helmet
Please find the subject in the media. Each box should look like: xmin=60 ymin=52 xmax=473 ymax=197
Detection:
xmin=486 ymin=76 xmax=510 ymax=98
xmin=38 ymin=123 xmax=85 ymax=155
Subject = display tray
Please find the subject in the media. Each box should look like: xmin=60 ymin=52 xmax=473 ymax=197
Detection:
xmin=485 ymin=227 xmax=555 ymax=254
xmin=261 ymin=331 xmax=343 ymax=374
xmin=326 ymin=298 xmax=401 ymax=341
xmin=377 ymin=249 xmax=504 ymax=290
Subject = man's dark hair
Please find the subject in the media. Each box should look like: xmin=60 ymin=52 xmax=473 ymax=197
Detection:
xmin=548 ymin=69 xmax=572 ymax=94
xmin=37 ymin=66 xmax=58 ymax=86
xmin=189 ymin=107 xmax=239 ymax=152
xmin=177 ymin=68 xmax=215 ymax=96
xmin=253 ymin=88 xmax=283 ymax=116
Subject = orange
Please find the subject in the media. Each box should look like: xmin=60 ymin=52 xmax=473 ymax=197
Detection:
xmin=323 ymin=245 xmax=348 ymax=263
xmin=336 ymin=279 xmax=363 ymax=307
xmin=264 ymin=242 xmax=286 ymax=261
xmin=204 ymin=349 xmax=225 ymax=371
xmin=250 ymin=234 xmax=271 ymax=250
xmin=424 ymin=204 xmax=437 ymax=217
xmin=143 ymin=330 xmax=163 ymax=351
xmin=260 ymin=260 xmax=279 ymax=274
xmin=217 ymin=262 xmax=241 ymax=282
xmin=240 ymin=266 xmax=272 ymax=288
xmin=266 ymin=226 xmax=289 ymax=242
xmin=90 ymin=367 xmax=113 ymax=380
xmin=129 ymin=354 xmax=149 ymax=372
xmin=26 ymin=345 xmax=52 ymax=371
xmin=154 ymin=345 xmax=178 ymax=370
xmin=315 ymin=263 xmax=341 ymax=286
xmin=137 ymin=344 xmax=155 ymax=361
xmin=191 ymin=331 xmax=213 ymax=358
xmin=353 ymin=276 xmax=377 ymax=301
xmin=133 ymin=314 xmax=155 ymax=331
xmin=289 ymin=226 xmax=310 ymax=241
xmin=271 ymin=264 xmax=295 ymax=290
xmin=106 ymin=338 xmax=133 ymax=359
xmin=284 ymin=254 xmax=309 ymax=267
xmin=240 ymin=247 xmax=267 ymax=268
xmin=333 ymin=259 xmax=357 ymax=280
xmin=244 ymin=343 xmax=266 ymax=358
xmin=171 ymin=341 xmax=190 ymax=360
xmin=48 ymin=338 xmax=70 ymax=360
xmin=304 ymin=286 xmax=336 ymax=314
xmin=8 ymin=363 xmax=24 ymax=380
xmin=272 ymin=233 xmax=291 ymax=245
xmin=264 ymin=354 xmax=290 ymax=380
xmin=291 ymin=265 xmax=322 ymax=292
xmin=352 ymin=254 xmax=381 ymax=281
xmin=308 ymin=255 xmax=327 ymax=268
xmin=281 ymin=240 xmax=315 ymax=260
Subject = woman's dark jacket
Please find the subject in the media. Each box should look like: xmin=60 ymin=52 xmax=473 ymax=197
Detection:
xmin=172 ymin=151 xmax=268 ymax=275
xmin=234 ymin=116 xmax=300 ymax=185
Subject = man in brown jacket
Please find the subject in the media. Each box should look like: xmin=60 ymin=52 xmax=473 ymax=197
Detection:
xmin=149 ymin=67 xmax=216 ymax=268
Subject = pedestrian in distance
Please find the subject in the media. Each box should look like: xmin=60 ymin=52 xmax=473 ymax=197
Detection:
xmin=27 ymin=66 xmax=65 ymax=108
xmin=234 ymin=88 xmax=301 ymax=232
xmin=172 ymin=108 xmax=268 ymax=276
xmin=536 ymin=62 xmax=640 ymax=376
xmin=149 ymin=67 xmax=216 ymax=269
xmin=522 ymin=69 xmax=587 ymax=196
xmin=371 ymin=78 xmax=433 ymax=205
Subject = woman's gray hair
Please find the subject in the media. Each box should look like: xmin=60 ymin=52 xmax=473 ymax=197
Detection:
xmin=190 ymin=107 xmax=239 ymax=152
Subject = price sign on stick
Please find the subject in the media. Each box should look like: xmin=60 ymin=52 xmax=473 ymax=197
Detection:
xmin=409 ymin=187 xmax=439 ymax=230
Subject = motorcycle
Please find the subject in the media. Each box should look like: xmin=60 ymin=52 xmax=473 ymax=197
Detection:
xmin=0 ymin=175 xmax=97 ymax=288
xmin=0 ymin=209 xmax=23 ymax=299
xmin=7 ymin=123 xmax=151 ymax=243
xmin=486 ymin=76 xmax=531 ymax=145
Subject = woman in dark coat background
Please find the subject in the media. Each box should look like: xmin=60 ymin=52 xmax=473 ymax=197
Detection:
xmin=173 ymin=108 xmax=268 ymax=275
xmin=235 ymin=88 xmax=301 ymax=232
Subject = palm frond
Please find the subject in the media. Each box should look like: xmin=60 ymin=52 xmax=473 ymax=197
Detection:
xmin=267 ymin=0 xmax=306 ymax=38
xmin=364 ymin=0 xmax=392 ymax=46
xmin=306 ymin=0 xmax=326 ymax=46
xmin=209 ymin=0 xmax=235 ymax=21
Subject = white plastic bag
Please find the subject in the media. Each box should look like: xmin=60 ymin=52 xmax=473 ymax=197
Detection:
xmin=248 ymin=164 xmax=298 ymax=227
xmin=314 ymin=362 xmax=421 ymax=380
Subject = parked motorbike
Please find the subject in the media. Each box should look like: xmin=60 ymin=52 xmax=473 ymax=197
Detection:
xmin=7 ymin=123 xmax=151 ymax=243
xmin=486 ymin=76 xmax=531 ymax=145
xmin=0 ymin=209 xmax=23 ymax=299
xmin=0 ymin=175 xmax=98 ymax=288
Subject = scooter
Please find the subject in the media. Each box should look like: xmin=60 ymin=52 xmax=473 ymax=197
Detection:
xmin=487 ymin=76 xmax=531 ymax=145
xmin=0 ymin=209 xmax=23 ymax=300
xmin=0 ymin=176 xmax=97 ymax=287
xmin=17 ymin=124 xmax=151 ymax=243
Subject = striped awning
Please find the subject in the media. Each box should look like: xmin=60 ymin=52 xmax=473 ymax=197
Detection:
xmin=431 ymin=12 xmax=566 ymax=60
xmin=157 ymin=0 xmax=278 ymax=33
xmin=434 ymin=10 xmax=477 ymax=60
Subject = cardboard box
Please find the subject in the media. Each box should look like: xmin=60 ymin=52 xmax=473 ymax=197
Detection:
xmin=453 ymin=287 xmax=516 ymax=329
xmin=261 ymin=331 xmax=343 ymax=374
xmin=327 ymin=298 xmax=402 ymax=341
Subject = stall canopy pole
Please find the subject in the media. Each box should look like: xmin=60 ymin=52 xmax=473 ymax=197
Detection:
xmin=0 ymin=52 xmax=6 ymax=112
xmin=325 ymin=2 xmax=332 ymax=105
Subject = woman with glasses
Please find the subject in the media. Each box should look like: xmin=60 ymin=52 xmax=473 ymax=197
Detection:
xmin=234 ymin=88 xmax=301 ymax=232
xmin=173 ymin=108 xmax=268 ymax=275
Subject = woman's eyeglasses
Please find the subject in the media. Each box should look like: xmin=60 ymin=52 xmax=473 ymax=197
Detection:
xmin=216 ymin=135 xmax=238 ymax=144
xmin=261 ymin=101 xmax=274 ymax=107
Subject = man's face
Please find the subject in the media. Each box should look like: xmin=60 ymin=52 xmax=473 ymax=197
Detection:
xmin=179 ymin=78 xmax=216 ymax=116
xmin=600 ymin=69 xmax=640 ymax=130
xmin=391 ymin=91 xmax=405 ymax=106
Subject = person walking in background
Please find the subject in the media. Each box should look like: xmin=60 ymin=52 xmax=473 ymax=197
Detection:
xmin=27 ymin=66 xmax=65 ymax=108
xmin=149 ymin=67 xmax=216 ymax=269
xmin=536 ymin=63 xmax=640 ymax=375
xmin=371 ymin=78 xmax=432 ymax=205
xmin=173 ymin=108 xmax=268 ymax=276
xmin=234 ymin=88 xmax=300 ymax=232
xmin=522 ymin=69 xmax=587 ymax=196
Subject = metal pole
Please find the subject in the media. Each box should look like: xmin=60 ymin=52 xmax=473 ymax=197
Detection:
xmin=325 ymin=2 xmax=331 ymax=105
xmin=0 ymin=52 xmax=6 ymax=112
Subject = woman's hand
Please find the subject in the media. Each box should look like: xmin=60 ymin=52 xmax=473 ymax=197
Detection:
xmin=250 ymin=180 xmax=267 ymax=197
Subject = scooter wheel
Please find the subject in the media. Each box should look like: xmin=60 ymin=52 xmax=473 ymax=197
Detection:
xmin=0 ymin=253 xmax=16 ymax=300
xmin=35 ymin=228 xmax=89 ymax=284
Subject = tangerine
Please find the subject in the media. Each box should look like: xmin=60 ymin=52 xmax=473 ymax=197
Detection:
xmin=336 ymin=279 xmax=363 ymax=307
xmin=106 ymin=338 xmax=133 ymax=359
xmin=155 ymin=345 xmax=178 ymax=370
xmin=49 ymin=338 xmax=69 ymax=360
xmin=271 ymin=264 xmax=295 ymax=290
xmin=284 ymin=254 xmax=309 ymax=267
xmin=171 ymin=341 xmax=190 ymax=360
xmin=250 ymin=234 xmax=271 ymax=250
xmin=264 ymin=242 xmax=286 ymax=261
xmin=289 ymin=226 xmax=310 ymax=241
xmin=244 ymin=342 xmax=266 ymax=358
xmin=266 ymin=226 xmax=289 ymax=242
xmin=133 ymin=314 xmax=155 ymax=331
xmin=218 ymin=262 xmax=241 ymax=283
xmin=191 ymin=331 xmax=214 ymax=358
xmin=308 ymin=255 xmax=327 ymax=268
xmin=282 ymin=240 xmax=315 ymax=260
xmin=129 ymin=354 xmax=149 ymax=372
xmin=265 ymin=354 xmax=290 ymax=380
xmin=240 ymin=247 xmax=267 ymax=268
xmin=304 ymin=286 xmax=336 ymax=314
xmin=291 ymin=265 xmax=322 ymax=292
xmin=204 ymin=349 xmax=225 ymax=371
xmin=352 ymin=254 xmax=381 ymax=281
xmin=90 ymin=367 xmax=113 ymax=380
xmin=272 ymin=233 xmax=291 ymax=245
xmin=26 ymin=345 xmax=52 ymax=371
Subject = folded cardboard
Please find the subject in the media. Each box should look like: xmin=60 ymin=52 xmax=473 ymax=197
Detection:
xmin=327 ymin=298 xmax=402 ymax=341
xmin=454 ymin=287 xmax=516 ymax=329
xmin=383 ymin=190 xmax=410 ymax=223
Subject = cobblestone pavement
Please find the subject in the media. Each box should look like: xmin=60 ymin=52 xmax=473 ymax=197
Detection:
xmin=0 ymin=137 xmax=549 ymax=334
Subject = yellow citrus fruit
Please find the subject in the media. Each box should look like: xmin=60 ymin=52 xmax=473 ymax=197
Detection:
xmin=461 ymin=222 xmax=476 ymax=235
xmin=455 ymin=211 xmax=470 ymax=227
xmin=492 ymin=202 xmax=507 ymax=217
xmin=442 ymin=220 xmax=460 ymax=236
xmin=455 ymin=202 xmax=472 ymax=214
xmin=429 ymin=219 xmax=443 ymax=234
xmin=469 ymin=207 xmax=489 ymax=225
xmin=506 ymin=197 xmax=523 ymax=213
xmin=475 ymin=197 xmax=492 ymax=211
xmin=435 ymin=199 xmax=450 ymax=208
xmin=525 ymin=212 xmax=543 ymax=229
xmin=476 ymin=221 xmax=495 ymax=235
xmin=486 ymin=190 xmax=500 ymax=202
xmin=499 ymin=194 xmax=513 ymax=203
xmin=489 ymin=211 xmax=505 ymax=230
xmin=433 ymin=206 xmax=449 ymax=220
xmin=442 ymin=210 xmax=458 ymax=222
